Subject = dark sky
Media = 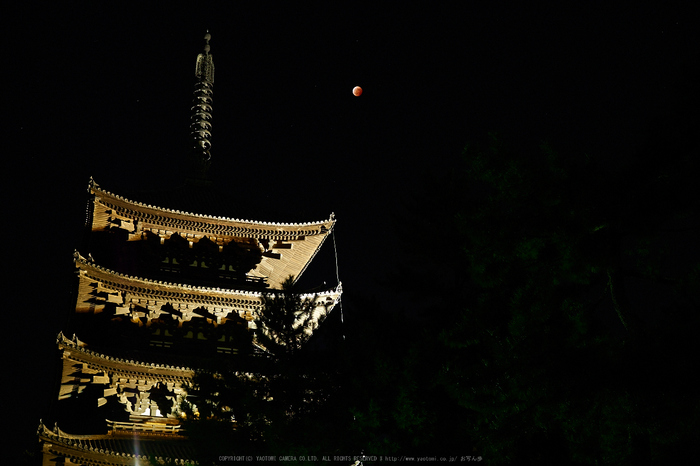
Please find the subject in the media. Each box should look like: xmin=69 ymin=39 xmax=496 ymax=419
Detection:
xmin=6 ymin=2 xmax=697 ymax=461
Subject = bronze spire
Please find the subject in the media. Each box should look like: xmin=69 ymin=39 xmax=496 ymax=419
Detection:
xmin=190 ymin=32 xmax=214 ymax=179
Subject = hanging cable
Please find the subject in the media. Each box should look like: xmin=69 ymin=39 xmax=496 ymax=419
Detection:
xmin=332 ymin=226 xmax=345 ymax=340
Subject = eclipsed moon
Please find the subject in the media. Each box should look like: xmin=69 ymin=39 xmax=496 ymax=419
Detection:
xmin=353 ymin=86 xmax=362 ymax=97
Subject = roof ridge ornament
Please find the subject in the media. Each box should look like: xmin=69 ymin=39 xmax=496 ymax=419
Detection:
xmin=190 ymin=31 xmax=215 ymax=180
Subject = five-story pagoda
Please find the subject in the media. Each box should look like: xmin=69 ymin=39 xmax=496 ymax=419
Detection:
xmin=37 ymin=33 xmax=342 ymax=465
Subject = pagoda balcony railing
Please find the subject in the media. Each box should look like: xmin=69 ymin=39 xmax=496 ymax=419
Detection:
xmin=107 ymin=420 xmax=182 ymax=435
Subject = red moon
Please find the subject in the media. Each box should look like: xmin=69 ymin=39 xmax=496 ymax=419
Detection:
xmin=353 ymin=86 xmax=362 ymax=96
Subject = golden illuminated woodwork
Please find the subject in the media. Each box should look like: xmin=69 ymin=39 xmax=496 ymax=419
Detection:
xmin=88 ymin=178 xmax=335 ymax=289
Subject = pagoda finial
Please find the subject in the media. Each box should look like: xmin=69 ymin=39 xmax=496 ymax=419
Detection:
xmin=190 ymin=31 xmax=215 ymax=180
xmin=195 ymin=31 xmax=214 ymax=83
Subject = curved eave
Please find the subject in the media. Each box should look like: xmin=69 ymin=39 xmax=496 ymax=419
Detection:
xmin=88 ymin=177 xmax=336 ymax=237
xmin=58 ymin=331 xmax=195 ymax=377
xmin=75 ymin=251 xmax=266 ymax=300
xmin=38 ymin=421 xmax=194 ymax=466
xmin=73 ymin=252 xmax=342 ymax=325
xmin=74 ymin=252 xmax=340 ymax=301
xmin=87 ymin=177 xmax=336 ymax=287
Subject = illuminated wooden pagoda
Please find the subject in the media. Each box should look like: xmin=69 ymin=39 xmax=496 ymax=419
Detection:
xmin=38 ymin=33 xmax=341 ymax=465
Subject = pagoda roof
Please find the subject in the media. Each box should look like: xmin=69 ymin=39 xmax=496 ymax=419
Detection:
xmin=58 ymin=331 xmax=195 ymax=380
xmin=56 ymin=332 xmax=266 ymax=426
xmin=56 ymin=332 xmax=193 ymax=420
xmin=57 ymin=331 xmax=266 ymax=384
xmin=74 ymin=251 xmax=342 ymax=328
xmin=88 ymin=178 xmax=336 ymax=288
xmin=38 ymin=421 xmax=195 ymax=466
xmin=89 ymin=177 xmax=335 ymax=236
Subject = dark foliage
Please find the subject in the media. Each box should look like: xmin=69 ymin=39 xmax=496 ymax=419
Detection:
xmin=343 ymin=126 xmax=698 ymax=463
xmin=180 ymin=122 xmax=698 ymax=463
xmin=178 ymin=277 xmax=346 ymax=464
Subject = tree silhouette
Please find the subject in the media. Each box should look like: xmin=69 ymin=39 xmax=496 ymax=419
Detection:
xmin=343 ymin=128 xmax=698 ymax=463
xmin=255 ymin=276 xmax=329 ymax=361
xmin=177 ymin=276 xmax=340 ymax=462
xmin=435 ymin=132 xmax=699 ymax=463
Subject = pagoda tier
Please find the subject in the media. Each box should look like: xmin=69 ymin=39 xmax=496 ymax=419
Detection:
xmin=57 ymin=332 xmax=193 ymax=421
xmin=73 ymin=251 xmax=341 ymax=332
xmin=37 ymin=421 xmax=195 ymax=466
xmin=86 ymin=178 xmax=336 ymax=289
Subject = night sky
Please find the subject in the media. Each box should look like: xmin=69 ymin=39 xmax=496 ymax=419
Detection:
xmin=6 ymin=2 xmax=698 ymax=462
